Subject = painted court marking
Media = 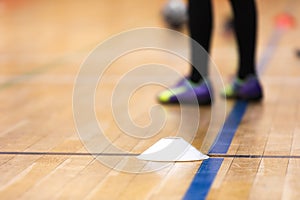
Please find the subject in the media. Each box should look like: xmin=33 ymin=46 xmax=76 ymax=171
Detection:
xmin=0 ymin=152 xmax=139 ymax=156
xmin=1 ymin=151 xmax=300 ymax=159
xmin=183 ymin=101 xmax=247 ymax=200
xmin=1 ymin=151 xmax=300 ymax=160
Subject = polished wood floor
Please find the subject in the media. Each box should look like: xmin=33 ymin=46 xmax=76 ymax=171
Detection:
xmin=0 ymin=0 xmax=300 ymax=199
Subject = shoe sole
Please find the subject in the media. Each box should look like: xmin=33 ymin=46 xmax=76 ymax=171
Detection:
xmin=158 ymin=98 xmax=212 ymax=106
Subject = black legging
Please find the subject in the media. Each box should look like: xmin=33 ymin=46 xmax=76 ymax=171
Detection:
xmin=189 ymin=0 xmax=257 ymax=83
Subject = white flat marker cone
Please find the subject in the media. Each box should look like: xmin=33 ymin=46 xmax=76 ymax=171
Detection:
xmin=137 ymin=137 xmax=209 ymax=162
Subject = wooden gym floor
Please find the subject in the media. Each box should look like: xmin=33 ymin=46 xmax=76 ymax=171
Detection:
xmin=0 ymin=0 xmax=300 ymax=199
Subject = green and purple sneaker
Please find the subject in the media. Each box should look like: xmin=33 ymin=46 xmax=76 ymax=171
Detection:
xmin=157 ymin=78 xmax=213 ymax=105
xmin=222 ymin=76 xmax=263 ymax=101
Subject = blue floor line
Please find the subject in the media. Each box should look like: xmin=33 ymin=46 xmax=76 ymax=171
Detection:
xmin=183 ymin=158 xmax=223 ymax=200
xmin=183 ymin=100 xmax=248 ymax=200
xmin=209 ymin=101 xmax=248 ymax=154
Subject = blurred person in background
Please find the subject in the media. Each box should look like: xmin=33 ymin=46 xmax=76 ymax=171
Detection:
xmin=158 ymin=0 xmax=263 ymax=104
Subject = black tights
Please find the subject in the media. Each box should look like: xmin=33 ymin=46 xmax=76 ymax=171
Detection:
xmin=189 ymin=0 xmax=257 ymax=83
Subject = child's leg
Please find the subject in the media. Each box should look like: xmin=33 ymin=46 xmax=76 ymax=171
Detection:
xmin=223 ymin=0 xmax=262 ymax=100
xmin=230 ymin=0 xmax=257 ymax=79
xmin=188 ymin=0 xmax=213 ymax=83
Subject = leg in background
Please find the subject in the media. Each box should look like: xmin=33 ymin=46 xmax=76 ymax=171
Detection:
xmin=188 ymin=0 xmax=213 ymax=83
xmin=230 ymin=0 xmax=257 ymax=79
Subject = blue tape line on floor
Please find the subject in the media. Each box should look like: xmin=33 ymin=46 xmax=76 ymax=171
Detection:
xmin=183 ymin=158 xmax=223 ymax=200
xmin=183 ymin=100 xmax=247 ymax=200
xmin=209 ymin=100 xmax=248 ymax=154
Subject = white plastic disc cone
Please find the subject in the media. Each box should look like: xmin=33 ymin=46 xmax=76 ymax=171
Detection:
xmin=137 ymin=137 xmax=209 ymax=162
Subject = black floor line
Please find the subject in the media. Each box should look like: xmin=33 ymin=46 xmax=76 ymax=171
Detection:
xmin=1 ymin=151 xmax=299 ymax=159
xmin=0 ymin=151 xmax=139 ymax=156
xmin=208 ymin=154 xmax=300 ymax=159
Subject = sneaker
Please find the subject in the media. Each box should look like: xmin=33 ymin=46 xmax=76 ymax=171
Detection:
xmin=222 ymin=75 xmax=263 ymax=101
xmin=157 ymin=78 xmax=213 ymax=105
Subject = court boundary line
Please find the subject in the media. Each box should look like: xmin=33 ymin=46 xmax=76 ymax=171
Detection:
xmin=1 ymin=152 xmax=300 ymax=159
xmin=0 ymin=152 xmax=139 ymax=156
xmin=208 ymin=154 xmax=300 ymax=159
